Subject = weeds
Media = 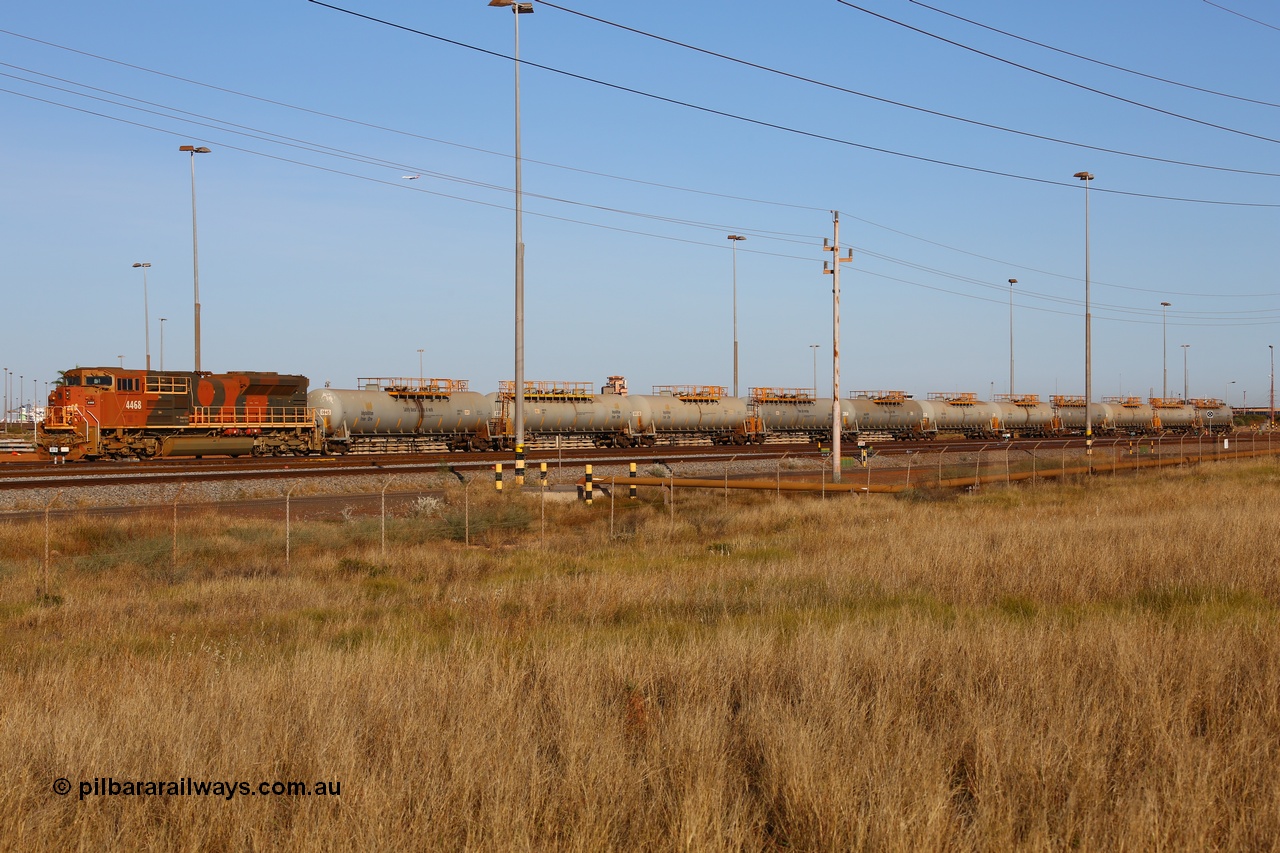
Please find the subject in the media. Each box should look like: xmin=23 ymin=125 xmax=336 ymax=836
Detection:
xmin=2 ymin=461 xmax=1279 ymax=849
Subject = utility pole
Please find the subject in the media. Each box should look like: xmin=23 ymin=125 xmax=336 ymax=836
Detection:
xmin=823 ymin=212 xmax=852 ymax=483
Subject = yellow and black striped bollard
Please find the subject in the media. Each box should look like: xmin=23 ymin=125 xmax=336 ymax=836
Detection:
xmin=585 ymin=464 xmax=593 ymax=505
xmin=495 ymin=462 xmax=503 ymax=492
xmin=515 ymin=443 xmax=525 ymax=486
xmin=629 ymin=462 xmax=637 ymax=500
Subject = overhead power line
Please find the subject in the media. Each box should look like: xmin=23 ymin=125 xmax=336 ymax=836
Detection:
xmin=907 ymin=0 xmax=1280 ymax=110
xmin=834 ymin=0 xmax=1280 ymax=147
xmin=1201 ymin=0 xmax=1280 ymax=33
xmin=304 ymin=0 xmax=1280 ymax=208
xmin=541 ymin=0 xmax=1280 ymax=178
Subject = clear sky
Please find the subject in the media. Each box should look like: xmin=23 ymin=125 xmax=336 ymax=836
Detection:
xmin=3 ymin=0 xmax=1278 ymax=410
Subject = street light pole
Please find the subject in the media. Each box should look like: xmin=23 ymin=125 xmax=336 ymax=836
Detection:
xmin=824 ymin=212 xmax=853 ymax=483
xmin=1226 ymin=380 xmax=1236 ymax=407
xmin=180 ymin=145 xmax=211 ymax=373
xmin=1270 ymin=344 xmax=1274 ymax=426
xmin=417 ymin=348 xmax=425 ymax=386
xmin=1160 ymin=301 xmax=1171 ymax=399
xmin=728 ymin=234 xmax=746 ymax=396
xmin=1008 ymin=278 xmax=1017 ymax=396
xmin=159 ymin=319 xmax=167 ymax=371
xmin=1181 ymin=344 xmax=1190 ymax=400
xmin=1074 ymin=171 xmax=1094 ymax=462
xmin=810 ymin=344 xmax=819 ymax=395
xmin=489 ymin=0 xmax=534 ymax=450
xmin=133 ymin=263 xmax=152 ymax=371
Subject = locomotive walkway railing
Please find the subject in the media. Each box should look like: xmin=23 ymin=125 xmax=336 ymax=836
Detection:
xmin=191 ymin=407 xmax=315 ymax=428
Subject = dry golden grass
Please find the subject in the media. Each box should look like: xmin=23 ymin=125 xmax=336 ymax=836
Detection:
xmin=3 ymin=461 xmax=1280 ymax=850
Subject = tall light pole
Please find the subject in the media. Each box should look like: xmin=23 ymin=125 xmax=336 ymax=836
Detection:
xmin=180 ymin=145 xmax=211 ymax=374
xmin=159 ymin=319 xmax=167 ymax=371
xmin=1074 ymin=171 xmax=1094 ymax=461
xmin=824 ymin=212 xmax=853 ymax=483
xmin=1008 ymin=278 xmax=1017 ymax=395
xmin=1226 ymin=380 xmax=1236 ymax=407
xmin=728 ymin=235 xmax=746 ymax=396
xmin=1160 ymin=301 xmax=1171 ymax=399
xmin=133 ymin=262 xmax=152 ymax=371
xmin=489 ymin=0 xmax=533 ymax=450
xmin=810 ymin=344 xmax=819 ymax=395
xmin=1270 ymin=344 xmax=1274 ymax=426
xmin=1181 ymin=344 xmax=1190 ymax=400
xmin=417 ymin=348 xmax=425 ymax=385
xmin=118 ymin=355 xmax=125 ymax=368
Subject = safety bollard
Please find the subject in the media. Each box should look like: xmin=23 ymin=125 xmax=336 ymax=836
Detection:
xmin=495 ymin=462 xmax=503 ymax=492
xmin=629 ymin=462 xmax=637 ymax=499
xmin=585 ymin=464 xmax=593 ymax=505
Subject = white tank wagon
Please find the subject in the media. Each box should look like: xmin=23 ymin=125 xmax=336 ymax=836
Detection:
xmin=1150 ymin=398 xmax=1197 ymax=432
xmin=918 ymin=392 xmax=1004 ymax=438
xmin=992 ymin=394 xmax=1057 ymax=437
xmin=1102 ymin=397 xmax=1160 ymax=434
xmin=1192 ymin=398 xmax=1235 ymax=435
xmin=844 ymin=391 xmax=929 ymax=438
xmin=488 ymin=381 xmax=654 ymax=449
xmin=633 ymin=386 xmax=762 ymax=445
xmin=1051 ymin=396 xmax=1117 ymax=434
xmin=310 ymin=378 xmax=496 ymax=453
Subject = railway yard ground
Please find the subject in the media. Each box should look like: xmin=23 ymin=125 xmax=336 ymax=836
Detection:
xmin=4 ymin=443 xmax=1280 ymax=848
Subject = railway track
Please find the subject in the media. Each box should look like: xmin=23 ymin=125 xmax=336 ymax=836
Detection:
xmin=0 ymin=432 xmax=1264 ymax=493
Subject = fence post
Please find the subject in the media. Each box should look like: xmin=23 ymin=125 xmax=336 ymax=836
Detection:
xmin=285 ymin=483 xmax=298 ymax=570
xmin=42 ymin=490 xmax=62 ymax=597
xmin=172 ymin=485 xmax=184 ymax=571
xmin=380 ymin=475 xmax=397 ymax=559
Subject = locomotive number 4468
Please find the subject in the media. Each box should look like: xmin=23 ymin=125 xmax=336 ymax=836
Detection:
xmin=124 ymin=400 xmax=143 ymax=410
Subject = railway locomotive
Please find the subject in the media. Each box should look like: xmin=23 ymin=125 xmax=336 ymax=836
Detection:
xmin=40 ymin=367 xmax=318 ymax=461
xmin=37 ymin=367 xmax=1235 ymax=460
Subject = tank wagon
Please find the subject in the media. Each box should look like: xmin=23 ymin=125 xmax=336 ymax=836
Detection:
xmin=310 ymin=378 xmax=495 ymax=453
xmin=991 ymin=394 xmax=1057 ymax=437
xmin=40 ymin=367 xmax=317 ymax=461
xmin=311 ymin=376 xmax=765 ymax=452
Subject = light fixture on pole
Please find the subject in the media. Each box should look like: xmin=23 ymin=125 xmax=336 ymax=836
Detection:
xmin=810 ymin=344 xmax=819 ymax=395
xmin=488 ymin=0 xmax=533 ymax=451
xmin=133 ymin=263 xmax=153 ymax=371
xmin=1160 ymin=301 xmax=1171 ymax=399
xmin=1008 ymin=279 xmax=1017 ymax=396
xmin=727 ymin=235 xmax=746 ymax=397
xmin=118 ymin=355 xmax=125 ymax=368
xmin=180 ymin=145 xmax=211 ymax=373
xmin=417 ymin=348 xmax=425 ymax=385
xmin=1225 ymin=380 xmax=1236 ymax=407
xmin=1181 ymin=344 xmax=1190 ymax=400
xmin=1270 ymin=344 xmax=1274 ymax=427
xmin=1074 ymin=171 xmax=1094 ymax=462
xmin=159 ymin=318 xmax=167 ymax=371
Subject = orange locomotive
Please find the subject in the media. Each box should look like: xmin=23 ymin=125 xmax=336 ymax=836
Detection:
xmin=40 ymin=367 xmax=319 ymax=461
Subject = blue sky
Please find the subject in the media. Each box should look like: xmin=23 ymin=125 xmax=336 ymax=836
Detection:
xmin=3 ymin=0 xmax=1278 ymax=410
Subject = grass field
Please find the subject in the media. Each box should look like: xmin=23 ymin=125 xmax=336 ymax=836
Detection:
xmin=3 ymin=462 xmax=1279 ymax=850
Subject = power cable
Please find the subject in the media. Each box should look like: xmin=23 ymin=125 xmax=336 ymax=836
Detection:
xmin=907 ymin=0 xmax=1280 ymax=110
xmin=834 ymin=0 xmax=1280 ymax=147
xmin=305 ymin=0 xmax=1280 ymax=208
xmin=542 ymin=0 xmax=1280 ymax=178
xmin=1201 ymin=0 xmax=1280 ymax=33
